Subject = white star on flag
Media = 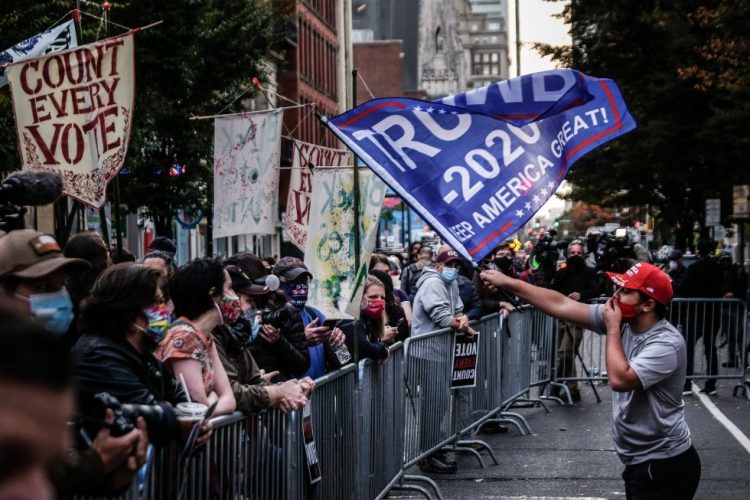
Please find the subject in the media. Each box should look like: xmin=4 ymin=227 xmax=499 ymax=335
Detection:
xmin=515 ymin=209 xmax=524 ymax=218
xmin=524 ymin=202 xmax=531 ymax=210
xmin=533 ymin=195 xmax=541 ymax=204
xmin=426 ymin=107 xmax=434 ymax=113
xmin=438 ymin=109 xmax=447 ymax=114
xmin=414 ymin=105 xmax=423 ymax=112
xmin=547 ymin=181 xmax=555 ymax=190
xmin=541 ymin=189 xmax=548 ymax=197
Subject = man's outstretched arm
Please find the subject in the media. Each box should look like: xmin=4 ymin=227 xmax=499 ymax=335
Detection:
xmin=480 ymin=269 xmax=592 ymax=327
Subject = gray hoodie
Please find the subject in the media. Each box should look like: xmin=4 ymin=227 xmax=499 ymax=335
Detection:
xmin=411 ymin=266 xmax=464 ymax=339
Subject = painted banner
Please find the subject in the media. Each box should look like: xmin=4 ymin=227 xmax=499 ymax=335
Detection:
xmin=323 ymin=69 xmax=636 ymax=265
xmin=451 ymin=332 xmax=479 ymax=389
xmin=305 ymin=168 xmax=386 ymax=319
xmin=6 ymin=33 xmax=135 ymax=208
xmin=0 ymin=20 xmax=78 ymax=88
xmin=213 ymin=110 xmax=283 ymax=238
xmin=284 ymin=140 xmax=352 ymax=250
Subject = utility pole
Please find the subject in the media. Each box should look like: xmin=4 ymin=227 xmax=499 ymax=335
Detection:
xmin=515 ymin=0 xmax=521 ymax=76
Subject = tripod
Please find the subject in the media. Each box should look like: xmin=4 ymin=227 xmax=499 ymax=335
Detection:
xmin=559 ymin=322 xmax=601 ymax=403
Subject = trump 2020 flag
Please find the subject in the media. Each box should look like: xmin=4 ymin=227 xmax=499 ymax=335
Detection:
xmin=323 ymin=69 xmax=636 ymax=265
xmin=0 ymin=20 xmax=78 ymax=88
xmin=6 ymin=33 xmax=135 ymax=208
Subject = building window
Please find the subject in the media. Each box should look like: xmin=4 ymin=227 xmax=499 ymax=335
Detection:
xmin=473 ymin=52 xmax=501 ymax=77
xmin=435 ymin=27 xmax=443 ymax=52
xmin=487 ymin=22 xmax=500 ymax=32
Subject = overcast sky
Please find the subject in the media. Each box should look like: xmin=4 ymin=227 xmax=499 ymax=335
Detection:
xmin=507 ymin=0 xmax=570 ymax=76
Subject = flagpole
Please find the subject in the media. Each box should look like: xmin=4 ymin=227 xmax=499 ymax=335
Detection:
xmin=351 ymin=68 xmax=361 ymax=365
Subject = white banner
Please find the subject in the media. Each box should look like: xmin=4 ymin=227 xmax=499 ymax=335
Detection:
xmin=284 ymin=140 xmax=352 ymax=250
xmin=0 ymin=20 xmax=78 ymax=88
xmin=304 ymin=168 xmax=386 ymax=319
xmin=213 ymin=110 xmax=283 ymax=238
xmin=6 ymin=33 xmax=135 ymax=208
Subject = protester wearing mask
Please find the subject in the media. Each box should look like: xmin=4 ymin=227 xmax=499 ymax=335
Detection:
xmin=157 ymin=258 xmax=236 ymax=416
xmin=550 ymin=240 xmax=600 ymax=401
xmin=271 ymin=256 xmax=347 ymax=378
xmin=212 ymin=254 xmax=314 ymax=414
xmin=338 ymin=275 xmax=393 ymax=361
xmin=473 ymin=241 xmax=519 ymax=316
xmin=0 ymin=229 xmax=89 ymax=337
xmin=666 ymin=249 xmax=687 ymax=290
xmin=481 ymin=262 xmax=701 ymax=499
xmin=73 ymin=264 xmax=207 ymax=444
xmin=410 ymin=245 xmax=476 ymax=473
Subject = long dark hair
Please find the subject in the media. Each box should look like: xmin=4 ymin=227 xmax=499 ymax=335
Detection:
xmin=79 ymin=264 xmax=161 ymax=340
xmin=64 ymin=231 xmax=110 ymax=308
xmin=170 ymin=258 xmax=225 ymax=320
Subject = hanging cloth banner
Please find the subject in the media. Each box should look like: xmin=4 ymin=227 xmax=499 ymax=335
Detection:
xmin=323 ymin=69 xmax=636 ymax=265
xmin=6 ymin=32 xmax=135 ymax=208
xmin=304 ymin=168 xmax=386 ymax=319
xmin=0 ymin=20 xmax=79 ymax=88
xmin=213 ymin=109 xmax=283 ymax=238
xmin=284 ymin=139 xmax=352 ymax=250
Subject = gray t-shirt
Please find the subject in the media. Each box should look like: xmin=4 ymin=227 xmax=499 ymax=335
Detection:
xmin=589 ymin=304 xmax=691 ymax=465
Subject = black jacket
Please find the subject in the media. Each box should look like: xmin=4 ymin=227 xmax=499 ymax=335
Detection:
xmin=457 ymin=275 xmax=483 ymax=320
xmin=71 ymin=333 xmax=186 ymax=447
xmin=678 ymin=256 xmax=723 ymax=298
xmin=249 ymin=298 xmax=311 ymax=380
xmin=552 ymin=262 xmax=600 ymax=301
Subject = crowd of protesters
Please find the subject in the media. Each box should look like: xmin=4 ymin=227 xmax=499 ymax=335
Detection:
xmin=2 ymin=223 xmax=749 ymax=496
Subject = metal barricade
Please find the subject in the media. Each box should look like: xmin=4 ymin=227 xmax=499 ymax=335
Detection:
xmin=358 ymin=343 xmax=406 ymax=499
xmin=403 ymin=328 xmax=456 ymax=468
xmin=310 ymin=363 xmax=359 ymax=500
xmin=529 ymin=307 xmax=558 ymax=389
xmin=500 ymin=308 xmax=534 ymax=406
xmin=554 ymin=298 xmax=749 ymax=390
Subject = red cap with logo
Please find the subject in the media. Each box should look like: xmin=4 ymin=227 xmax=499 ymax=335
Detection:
xmin=605 ymin=262 xmax=673 ymax=305
xmin=436 ymin=249 xmax=461 ymax=264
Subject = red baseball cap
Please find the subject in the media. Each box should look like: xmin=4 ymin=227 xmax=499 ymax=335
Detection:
xmin=605 ymin=262 xmax=673 ymax=305
xmin=436 ymin=249 xmax=461 ymax=264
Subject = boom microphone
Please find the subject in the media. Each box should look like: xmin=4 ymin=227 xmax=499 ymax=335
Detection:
xmin=0 ymin=170 xmax=64 ymax=206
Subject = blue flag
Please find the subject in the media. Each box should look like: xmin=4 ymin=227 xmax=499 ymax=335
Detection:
xmin=322 ymin=69 xmax=636 ymax=265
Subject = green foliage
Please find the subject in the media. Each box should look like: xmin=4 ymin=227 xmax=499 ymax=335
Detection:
xmin=536 ymin=0 xmax=750 ymax=247
xmin=0 ymin=0 xmax=291 ymax=237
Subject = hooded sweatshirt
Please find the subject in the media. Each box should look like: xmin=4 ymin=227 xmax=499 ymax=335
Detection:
xmin=411 ymin=267 xmax=464 ymax=339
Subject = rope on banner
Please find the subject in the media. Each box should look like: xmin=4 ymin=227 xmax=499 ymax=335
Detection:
xmin=357 ymin=70 xmax=376 ymax=100
xmin=188 ymin=103 xmax=312 ymax=121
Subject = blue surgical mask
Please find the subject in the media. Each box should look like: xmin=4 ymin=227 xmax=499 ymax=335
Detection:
xmin=20 ymin=288 xmax=75 ymax=335
xmin=441 ymin=267 xmax=459 ymax=283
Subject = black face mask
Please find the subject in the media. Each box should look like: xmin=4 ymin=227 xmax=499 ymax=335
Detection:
xmin=494 ymin=256 xmax=513 ymax=272
xmin=567 ymin=255 xmax=584 ymax=267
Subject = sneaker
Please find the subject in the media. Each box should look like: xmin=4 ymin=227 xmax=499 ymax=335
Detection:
xmin=418 ymin=456 xmax=457 ymax=474
xmin=682 ymin=384 xmax=694 ymax=396
xmin=700 ymin=385 xmax=718 ymax=396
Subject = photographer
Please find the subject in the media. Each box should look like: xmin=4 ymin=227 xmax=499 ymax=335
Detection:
xmin=73 ymin=264 xmax=212 ymax=448
xmin=551 ymin=239 xmax=600 ymax=401
xmin=213 ymin=254 xmax=314 ymax=414
xmin=473 ymin=241 xmax=519 ymax=316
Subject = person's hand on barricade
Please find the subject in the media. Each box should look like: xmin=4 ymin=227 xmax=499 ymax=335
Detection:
xmin=298 ymin=376 xmax=316 ymax=396
xmin=327 ymin=326 xmax=345 ymax=346
xmin=383 ymin=325 xmax=398 ymax=343
xmin=270 ymin=380 xmax=309 ymax=413
xmin=259 ymin=369 xmax=280 ymax=383
xmin=259 ymin=323 xmax=281 ymax=344
xmin=304 ymin=318 xmax=330 ymax=346
xmin=603 ymin=297 xmax=622 ymax=333
xmin=568 ymin=291 xmax=582 ymax=301
xmin=91 ymin=410 xmax=148 ymax=489
xmin=498 ymin=301 xmax=514 ymax=319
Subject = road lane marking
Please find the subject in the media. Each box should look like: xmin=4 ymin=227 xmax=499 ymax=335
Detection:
xmin=692 ymin=382 xmax=750 ymax=455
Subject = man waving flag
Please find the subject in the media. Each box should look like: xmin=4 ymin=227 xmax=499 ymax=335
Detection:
xmin=322 ymin=69 xmax=635 ymax=265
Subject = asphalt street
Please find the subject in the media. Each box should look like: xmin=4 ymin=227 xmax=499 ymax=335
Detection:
xmin=397 ymin=378 xmax=750 ymax=499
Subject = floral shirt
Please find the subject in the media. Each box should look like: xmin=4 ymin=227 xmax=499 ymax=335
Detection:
xmin=157 ymin=319 xmax=215 ymax=395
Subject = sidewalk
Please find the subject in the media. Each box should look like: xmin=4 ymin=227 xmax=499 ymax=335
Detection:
xmin=398 ymin=380 xmax=750 ymax=499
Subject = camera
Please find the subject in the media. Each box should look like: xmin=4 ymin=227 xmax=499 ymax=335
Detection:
xmin=586 ymin=228 xmax=634 ymax=272
xmin=529 ymin=229 xmax=566 ymax=286
xmin=260 ymin=304 xmax=295 ymax=329
xmin=92 ymin=392 xmax=166 ymax=437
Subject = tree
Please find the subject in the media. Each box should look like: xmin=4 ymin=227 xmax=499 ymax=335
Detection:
xmin=535 ymin=0 xmax=750 ymax=248
xmin=0 ymin=0 xmax=291 ymax=240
